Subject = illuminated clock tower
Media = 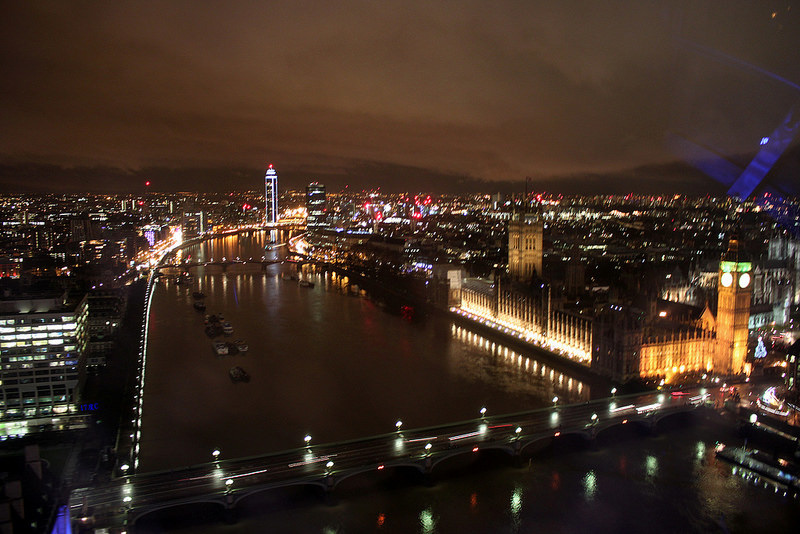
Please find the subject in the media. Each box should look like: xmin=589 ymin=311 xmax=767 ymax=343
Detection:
xmin=715 ymin=238 xmax=752 ymax=375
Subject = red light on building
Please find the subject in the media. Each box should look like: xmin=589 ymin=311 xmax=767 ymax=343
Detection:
xmin=145 ymin=181 xmax=151 ymax=187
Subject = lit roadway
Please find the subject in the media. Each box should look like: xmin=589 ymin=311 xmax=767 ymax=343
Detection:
xmin=71 ymin=388 xmax=710 ymax=531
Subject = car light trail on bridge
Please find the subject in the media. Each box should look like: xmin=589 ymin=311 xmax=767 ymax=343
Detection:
xmin=449 ymin=431 xmax=482 ymax=442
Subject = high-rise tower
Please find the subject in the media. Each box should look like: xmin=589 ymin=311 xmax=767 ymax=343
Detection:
xmin=264 ymin=164 xmax=278 ymax=225
xmin=715 ymin=238 xmax=752 ymax=375
xmin=306 ymin=182 xmax=327 ymax=229
xmin=508 ymin=213 xmax=543 ymax=282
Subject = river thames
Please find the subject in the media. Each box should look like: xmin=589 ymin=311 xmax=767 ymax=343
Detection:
xmin=136 ymin=231 xmax=798 ymax=532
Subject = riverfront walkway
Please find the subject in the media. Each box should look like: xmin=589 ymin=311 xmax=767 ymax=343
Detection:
xmin=71 ymin=388 xmax=710 ymax=531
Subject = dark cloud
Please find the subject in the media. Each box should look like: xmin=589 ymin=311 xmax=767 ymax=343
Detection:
xmin=1 ymin=1 xmax=798 ymax=191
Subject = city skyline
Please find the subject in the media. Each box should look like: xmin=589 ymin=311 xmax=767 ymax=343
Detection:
xmin=2 ymin=2 xmax=798 ymax=194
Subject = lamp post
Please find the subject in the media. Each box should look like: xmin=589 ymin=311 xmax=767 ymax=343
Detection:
xmin=611 ymin=387 xmax=617 ymax=396
xmin=395 ymin=420 xmax=403 ymax=432
xmin=552 ymin=396 xmax=559 ymax=406
xmin=479 ymin=407 xmax=487 ymax=418
xmin=304 ymin=434 xmax=312 ymax=448
xmin=424 ymin=443 xmax=432 ymax=457
xmin=212 ymin=449 xmax=220 ymax=465
xmin=225 ymin=478 xmax=233 ymax=493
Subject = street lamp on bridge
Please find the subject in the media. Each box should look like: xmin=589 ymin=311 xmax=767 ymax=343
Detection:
xmin=212 ymin=449 xmax=220 ymax=465
xmin=395 ymin=420 xmax=403 ymax=432
xmin=304 ymin=434 xmax=312 ymax=448
xmin=480 ymin=407 xmax=487 ymax=418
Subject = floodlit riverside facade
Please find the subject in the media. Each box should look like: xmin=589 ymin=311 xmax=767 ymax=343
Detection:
xmin=459 ymin=239 xmax=751 ymax=383
xmin=0 ymin=293 xmax=88 ymax=438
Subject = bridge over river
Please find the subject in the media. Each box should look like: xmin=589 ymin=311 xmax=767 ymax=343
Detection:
xmin=70 ymin=388 xmax=711 ymax=532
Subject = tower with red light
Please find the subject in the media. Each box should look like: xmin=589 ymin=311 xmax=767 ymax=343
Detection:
xmin=264 ymin=164 xmax=278 ymax=225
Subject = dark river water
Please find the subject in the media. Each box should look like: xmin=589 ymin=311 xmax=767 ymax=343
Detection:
xmin=137 ymin=231 xmax=798 ymax=533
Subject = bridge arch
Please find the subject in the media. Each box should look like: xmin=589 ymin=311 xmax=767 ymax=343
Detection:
xmin=332 ymin=462 xmax=425 ymax=490
xmin=232 ymin=479 xmax=328 ymax=507
xmin=131 ymin=498 xmax=227 ymax=526
xmin=429 ymin=443 xmax=516 ymax=473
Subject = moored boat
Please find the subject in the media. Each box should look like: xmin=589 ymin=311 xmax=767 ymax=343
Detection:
xmin=213 ymin=341 xmax=229 ymax=356
xmin=229 ymin=366 xmax=250 ymax=383
xmin=235 ymin=340 xmax=248 ymax=353
xmin=222 ymin=322 xmax=234 ymax=335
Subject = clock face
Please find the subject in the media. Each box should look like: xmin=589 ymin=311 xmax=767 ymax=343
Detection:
xmin=721 ymin=272 xmax=733 ymax=287
xmin=739 ymin=272 xmax=751 ymax=288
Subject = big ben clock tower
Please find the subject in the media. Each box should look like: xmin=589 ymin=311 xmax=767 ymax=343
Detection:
xmin=715 ymin=238 xmax=752 ymax=375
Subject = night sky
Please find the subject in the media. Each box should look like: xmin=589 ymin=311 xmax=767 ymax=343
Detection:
xmin=1 ymin=1 xmax=798 ymax=193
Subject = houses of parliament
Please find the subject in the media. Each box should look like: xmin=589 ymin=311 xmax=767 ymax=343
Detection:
xmin=458 ymin=213 xmax=797 ymax=383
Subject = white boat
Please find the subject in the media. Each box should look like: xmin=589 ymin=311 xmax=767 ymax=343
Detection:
xmin=213 ymin=341 xmax=229 ymax=356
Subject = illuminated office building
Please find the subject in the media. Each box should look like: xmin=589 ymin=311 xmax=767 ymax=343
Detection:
xmin=306 ymin=182 xmax=327 ymax=230
xmin=181 ymin=211 xmax=208 ymax=239
xmin=0 ymin=293 xmax=88 ymax=439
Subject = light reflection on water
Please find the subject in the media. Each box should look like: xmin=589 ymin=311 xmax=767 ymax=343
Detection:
xmin=139 ymin=233 xmax=798 ymax=533
xmin=145 ymin=232 xmax=593 ymax=470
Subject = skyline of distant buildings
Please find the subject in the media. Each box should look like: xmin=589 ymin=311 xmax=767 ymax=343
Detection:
xmin=0 ymin=182 xmax=797 ymax=442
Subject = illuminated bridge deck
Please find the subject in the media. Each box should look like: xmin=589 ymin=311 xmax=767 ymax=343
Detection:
xmin=70 ymin=389 xmax=710 ymax=532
